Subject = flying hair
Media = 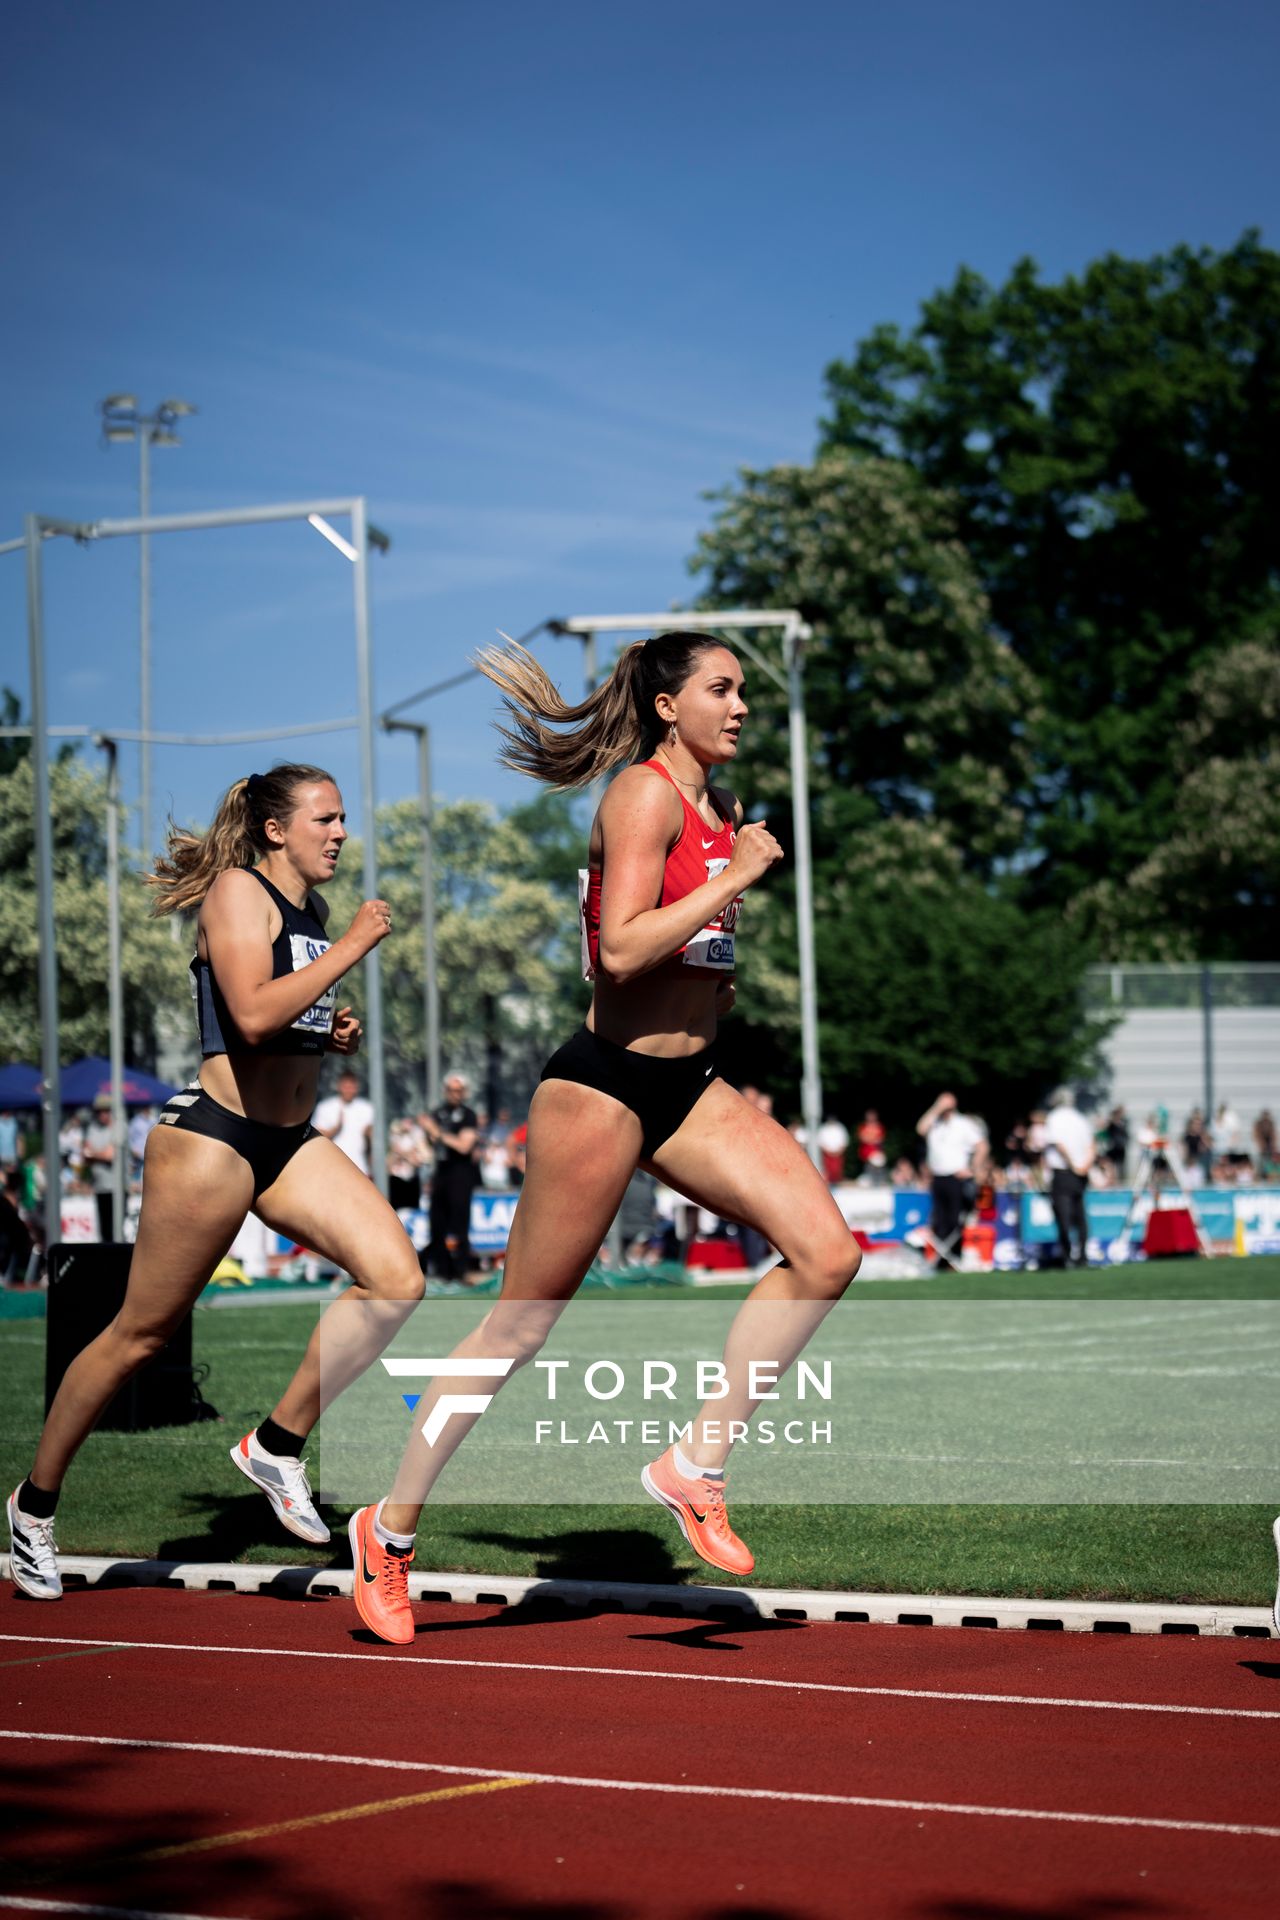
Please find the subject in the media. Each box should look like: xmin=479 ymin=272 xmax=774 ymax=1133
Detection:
xmin=148 ymin=763 xmax=336 ymax=916
xmin=475 ymin=630 xmax=726 ymax=789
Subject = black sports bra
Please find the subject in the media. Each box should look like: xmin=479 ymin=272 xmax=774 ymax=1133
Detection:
xmin=190 ymin=869 xmax=338 ymax=1057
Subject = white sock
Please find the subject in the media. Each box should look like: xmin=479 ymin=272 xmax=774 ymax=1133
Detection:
xmin=674 ymin=1444 xmax=724 ymax=1483
xmin=372 ymin=1499 xmax=415 ymax=1551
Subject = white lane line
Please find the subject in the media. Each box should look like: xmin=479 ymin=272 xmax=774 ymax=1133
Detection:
xmin=0 ymin=1631 xmax=1274 ymax=1721
xmin=0 ymin=1899 xmax=252 ymax=1920
xmin=4 ymin=1730 xmax=1277 ymax=1840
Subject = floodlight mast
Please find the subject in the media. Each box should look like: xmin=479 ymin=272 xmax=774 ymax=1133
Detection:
xmin=99 ymin=394 xmax=200 ymax=860
xmin=555 ymin=612 xmax=823 ymax=1167
xmin=22 ymin=498 xmax=390 ymax=1246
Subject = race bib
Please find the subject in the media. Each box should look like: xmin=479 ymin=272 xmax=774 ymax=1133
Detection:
xmin=289 ymin=933 xmax=338 ymax=1035
xmin=682 ymin=855 xmax=741 ymax=971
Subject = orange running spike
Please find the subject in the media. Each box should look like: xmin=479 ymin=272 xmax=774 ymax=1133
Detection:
xmin=348 ymin=1504 xmax=416 ymax=1644
xmin=641 ymin=1446 xmax=754 ymax=1576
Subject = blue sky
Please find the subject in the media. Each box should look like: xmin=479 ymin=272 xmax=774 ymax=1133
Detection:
xmin=5 ymin=0 xmax=1277 ymax=844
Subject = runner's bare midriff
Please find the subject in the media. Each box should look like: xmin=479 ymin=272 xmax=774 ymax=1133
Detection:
xmin=587 ymin=970 xmax=720 ymax=1057
xmin=198 ymin=1051 xmax=323 ymax=1127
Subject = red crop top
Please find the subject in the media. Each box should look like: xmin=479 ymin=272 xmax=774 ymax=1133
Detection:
xmin=579 ymin=759 xmax=743 ymax=979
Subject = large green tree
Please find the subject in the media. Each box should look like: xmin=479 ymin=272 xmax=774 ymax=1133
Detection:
xmin=821 ymin=233 xmax=1280 ymax=914
xmin=1073 ymin=628 xmax=1280 ymax=960
xmin=0 ymin=754 xmax=189 ymax=1066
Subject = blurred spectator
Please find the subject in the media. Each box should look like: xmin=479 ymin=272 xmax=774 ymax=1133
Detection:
xmin=890 ymin=1155 xmax=919 ymax=1187
xmin=856 ymin=1109 xmax=887 ymax=1175
xmin=1253 ymin=1109 xmax=1276 ymax=1178
xmin=1211 ymin=1100 xmax=1241 ymax=1161
xmin=127 ymin=1105 xmax=158 ymax=1183
xmin=478 ymin=1107 xmax=516 ymax=1190
xmin=314 ymin=1069 xmax=375 ymax=1176
xmin=1044 ymin=1086 xmax=1094 ymax=1266
xmin=0 ymin=1170 xmax=34 ymax=1285
xmin=1136 ymin=1112 xmax=1171 ymax=1176
xmin=1003 ymin=1119 xmax=1031 ymax=1188
xmin=618 ymin=1170 xmax=659 ymax=1265
xmin=817 ymin=1113 xmax=850 ymax=1184
xmin=505 ymin=1119 xmax=528 ymax=1187
xmin=1100 ymin=1105 xmax=1129 ymax=1183
xmin=1180 ymin=1109 xmax=1210 ymax=1183
xmin=82 ymin=1094 xmax=117 ymax=1242
xmin=1025 ymin=1109 xmax=1047 ymax=1187
xmin=59 ymin=1109 xmax=87 ymax=1182
xmin=0 ymin=1110 xmax=20 ymax=1173
xmin=387 ymin=1113 xmax=428 ymax=1211
xmin=917 ymin=1091 xmax=986 ymax=1271
xmin=423 ymin=1072 xmax=480 ymax=1281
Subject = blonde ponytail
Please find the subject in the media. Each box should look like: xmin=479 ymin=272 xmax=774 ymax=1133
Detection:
xmin=148 ymin=763 xmax=335 ymax=915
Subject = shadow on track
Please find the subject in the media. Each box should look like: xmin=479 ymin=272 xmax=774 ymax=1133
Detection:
xmin=0 ymin=1752 xmax=355 ymax=1920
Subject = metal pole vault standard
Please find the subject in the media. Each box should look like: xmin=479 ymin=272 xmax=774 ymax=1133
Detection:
xmin=557 ymin=612 xmax=822 ymax=1166
xmin=23 ymin=498 xmax=388 ymax=1244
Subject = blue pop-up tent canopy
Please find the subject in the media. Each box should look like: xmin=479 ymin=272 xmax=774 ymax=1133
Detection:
xmin=0 ymin=1063 xmax=41 ymax=1110
xmin=59 ymin=1057 xmax=177 ymax=1109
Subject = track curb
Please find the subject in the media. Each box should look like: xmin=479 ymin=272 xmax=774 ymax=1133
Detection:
xmin=5 ymin=1554 xmax=1273 ymax=1637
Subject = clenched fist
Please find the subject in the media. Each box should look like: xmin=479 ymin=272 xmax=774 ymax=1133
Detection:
xmin=726 ymin=820 xmax=783 ymax=889
xmin=327 ymin=1006 xmax=363 ymax=1055
xmin=344 ymin=898 xmax=394 ymax=959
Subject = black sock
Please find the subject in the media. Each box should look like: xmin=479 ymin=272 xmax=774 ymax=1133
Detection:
xmin=256 ymin=1417 xmax=306 ymax=1459
xmin=18 ymin=1477 xmax=58 ymax=1519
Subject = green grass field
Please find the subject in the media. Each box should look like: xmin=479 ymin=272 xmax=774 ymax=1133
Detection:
xmin=2 ymin=1255 xmax=1276 ymax=1606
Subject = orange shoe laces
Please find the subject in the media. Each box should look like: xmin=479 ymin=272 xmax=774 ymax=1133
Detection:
xmin=382 ymin=1546 xmax=413 ymax=1602
xmin=697 ymin=1478 xmax=731 ymax=1538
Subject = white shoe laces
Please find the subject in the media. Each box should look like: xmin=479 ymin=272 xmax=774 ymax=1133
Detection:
xmin=18 ymin=1508 xmax=59 ymax=1572
xmin=276 ymin=1456 xmax=316 ymax=1508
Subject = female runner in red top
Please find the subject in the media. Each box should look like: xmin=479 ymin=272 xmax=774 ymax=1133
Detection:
xmin=347 ymin=634 xmax=860 ymax=1642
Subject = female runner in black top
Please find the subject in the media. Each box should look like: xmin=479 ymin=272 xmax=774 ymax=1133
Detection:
xmin=6 ymin=764 xmax=424 ymax=1602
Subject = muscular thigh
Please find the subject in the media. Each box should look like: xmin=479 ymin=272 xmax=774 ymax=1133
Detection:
xmin=499 ymin=1079 xmax=642 ymax=1299
xmin=647 ymin=1078 xmax=842 ymax=1261
xmin=119 ymin=1127 xmax=255 ymax=1337
xmin=254 ymin=1134 xmax=415 ymax=1281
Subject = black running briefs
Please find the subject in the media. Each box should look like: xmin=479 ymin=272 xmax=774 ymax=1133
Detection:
xmin=156 ymin=1084 xmax=319 ymax=1197
xmin=539 ymin=1026 xmax=718 ymax=1158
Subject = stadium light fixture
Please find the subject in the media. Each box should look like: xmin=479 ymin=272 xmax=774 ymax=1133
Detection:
xmin=99 ymin=394 xmax=200 ymax=859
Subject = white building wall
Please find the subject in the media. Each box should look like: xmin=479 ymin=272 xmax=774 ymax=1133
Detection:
xmin=1100 ymin=1006 xmax=1280 ymax=1128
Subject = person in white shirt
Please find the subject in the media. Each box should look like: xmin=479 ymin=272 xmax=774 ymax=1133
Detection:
xmin=817 ymin=1115 xmax=850 ymax=1185
xmin=313 ymin=1070 xmax=375 ymax=1177
xmin=1043 ymin=1086 xmax=1095 ymax=1267
xmin=917 ymin=1091 xmax=985 ymax=1270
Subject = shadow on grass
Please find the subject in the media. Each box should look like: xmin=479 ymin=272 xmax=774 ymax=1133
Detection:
xmin=453 ymin=1522 xmax=690 ymax=1585
xmin=154 ymin=1487 xmax=331 ymax=1566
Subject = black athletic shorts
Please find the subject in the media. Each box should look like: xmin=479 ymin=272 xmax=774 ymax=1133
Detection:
xmin=540 ymin=1026 xmax=718 ymax=1158
xmin=155 ymin=1083 xmax=319 ymax=1197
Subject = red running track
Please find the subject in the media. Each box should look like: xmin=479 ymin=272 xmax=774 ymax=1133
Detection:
xmin=1 ymin=1581 xmax=1278 ymax=1920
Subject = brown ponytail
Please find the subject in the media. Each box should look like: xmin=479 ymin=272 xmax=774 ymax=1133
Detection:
xmin=475 ymin=631 xmax=724 ymax=789
xmin=148 ymin=763 xmax=336 ymax=915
